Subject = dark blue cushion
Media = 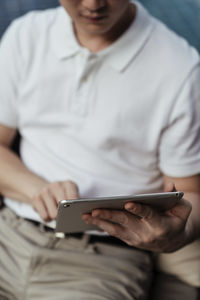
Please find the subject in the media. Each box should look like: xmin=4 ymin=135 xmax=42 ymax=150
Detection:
xmin=0 ymin=0 xmax=59 ymax=37
xmin=139 ymin=0 xmax=200 ymax=52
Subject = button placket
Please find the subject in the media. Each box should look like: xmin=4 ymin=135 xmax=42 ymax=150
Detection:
xmin=72 ymin=52 xmax=97 ymax=116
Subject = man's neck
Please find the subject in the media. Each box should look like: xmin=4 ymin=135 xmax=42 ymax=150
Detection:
xmin=74 ymin=4 xmax=136 ymax=53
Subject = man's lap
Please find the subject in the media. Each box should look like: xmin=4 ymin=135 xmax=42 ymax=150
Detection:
xmin=0 ymin=206 xmax=153 ymax=300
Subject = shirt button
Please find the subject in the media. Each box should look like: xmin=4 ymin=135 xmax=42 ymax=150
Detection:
xmin=81 ymin=75 xmax=88 ymax=83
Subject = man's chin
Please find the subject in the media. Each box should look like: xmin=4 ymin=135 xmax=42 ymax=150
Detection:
xmin=77 ymin=22 xmax=111 ymax=36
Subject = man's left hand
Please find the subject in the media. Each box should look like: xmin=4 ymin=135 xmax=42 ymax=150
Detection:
xmin=82 ymin=192 xmax=192 ymax=253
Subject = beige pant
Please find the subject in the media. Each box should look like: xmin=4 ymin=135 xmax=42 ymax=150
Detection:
xmin=0 ymin=207 xmax=153 ymax=300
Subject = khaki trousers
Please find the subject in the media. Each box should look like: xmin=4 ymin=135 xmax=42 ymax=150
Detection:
xmin=0 ymin=207 xmax=153 ymax=300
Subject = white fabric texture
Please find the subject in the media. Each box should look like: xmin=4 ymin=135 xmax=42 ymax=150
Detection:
xmin=0 ymin=2 xmax=199 ymax=225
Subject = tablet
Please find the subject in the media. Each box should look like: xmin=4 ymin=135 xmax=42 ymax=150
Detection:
xmin=56 ymin=191 xmax=184 ymax=233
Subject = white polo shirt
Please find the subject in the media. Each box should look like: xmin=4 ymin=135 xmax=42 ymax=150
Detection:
xmin=0 ymin=1 xmax=200 ymax=224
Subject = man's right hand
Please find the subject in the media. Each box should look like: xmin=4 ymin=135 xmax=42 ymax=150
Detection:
xmin=32 ymin=180 xmax=79 ymax=222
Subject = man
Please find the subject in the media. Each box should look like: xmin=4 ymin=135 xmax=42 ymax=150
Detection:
xmin=0 ymin=0 xmax=199 ymax=299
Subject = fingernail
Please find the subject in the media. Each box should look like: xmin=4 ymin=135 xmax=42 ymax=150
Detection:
xmin=92 ymin=211 xmax=100 ymax=218
xmin=125 ymin=203 xmax=134 ymax=210
xmin=82 ymin=216 xmax=90 ymax=224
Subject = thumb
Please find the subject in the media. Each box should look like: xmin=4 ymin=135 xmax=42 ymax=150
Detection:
xmin=164 ymin=182 xmax=176 ymax=193
xmin=167 ymin=198 xmax=192 ymax=222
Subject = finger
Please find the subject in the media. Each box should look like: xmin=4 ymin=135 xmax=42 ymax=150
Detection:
xmin=82 ymin=214 xmax=144 ymax=247
xmin=167 ymin=198 xmax=192 ymax=221
xmin=49 ymin=182 xmax=68 ymax=204
xmin=64 ymin=181 xmax=79 ymax=200
xmin=83 ymin=215 xmax=124 ymax=238
xmin=33 ymin=196 xmax=49 ymax=221
xmin=81 ymin=214 xmax=105 ymax=232
xmin=82 ymin=213 xmax=91 ymax=219
xmin=91 ymin=209 xmax=130 ymax=226
xmin=42 ymin=190 xmax=58 ymax=220
xmin=164 ymin=182 xmax=176 ymax=193
xmin=125 ymin=202 xmax=159 ymax=222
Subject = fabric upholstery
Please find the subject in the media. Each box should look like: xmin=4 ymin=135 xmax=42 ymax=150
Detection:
xmin=138 ymin=0 xmax=200 ymax=52
xmin=0 ymin=0 xmax=59 ymax=37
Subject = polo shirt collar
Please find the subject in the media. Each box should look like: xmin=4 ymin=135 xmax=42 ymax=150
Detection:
xmin=97 ymin=1 xmax=156 ymax=72
xmin=51 ymin=7 xmax=81 ymax=59
xmin=51 ymin=2 xmax=156 ymax=71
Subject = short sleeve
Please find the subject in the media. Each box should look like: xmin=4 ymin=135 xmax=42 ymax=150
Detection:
xmin=159 ymin=65 xmax=200 ymax=177
xmin=0 ymin=20 xmax=23 ymax=128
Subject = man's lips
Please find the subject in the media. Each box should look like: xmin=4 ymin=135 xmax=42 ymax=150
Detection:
xmin=81 ymin=14 xmax=108 ymax=22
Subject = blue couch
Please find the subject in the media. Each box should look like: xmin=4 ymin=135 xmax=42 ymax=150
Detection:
xmin=139 ymin=0 xmax=200 ymax=52
xmin=0 ymin=0 xmax=59 ymax=37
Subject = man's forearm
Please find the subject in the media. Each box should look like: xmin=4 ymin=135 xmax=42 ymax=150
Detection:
xmin=163 ymin=175 xmax=200 ymax=244
xmin=185 ymin=192 xmax=200 ymax=242
xmin=0 ymin=145 xmax=48 ymax=204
